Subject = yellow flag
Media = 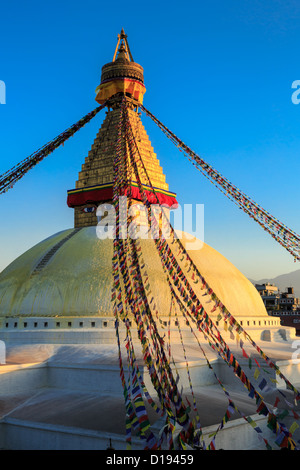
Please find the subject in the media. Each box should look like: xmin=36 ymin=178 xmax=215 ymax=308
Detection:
xmin=289 ymin=421 xmax=299 ymax=435
xmin=270 ymin=378 xmax=278 ymax=384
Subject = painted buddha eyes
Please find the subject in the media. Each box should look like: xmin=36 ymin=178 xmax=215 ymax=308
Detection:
xmin=82 ymin=206 xmax=96 ymax=213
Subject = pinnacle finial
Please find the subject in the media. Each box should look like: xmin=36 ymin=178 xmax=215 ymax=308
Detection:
xmin=95 ymin=30 xmax=145 ymax=105
xmin=112 ymin=29 xmax=134 ymax=62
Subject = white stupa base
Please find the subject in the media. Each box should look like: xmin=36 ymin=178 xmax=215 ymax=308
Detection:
xmin=0 ymin=340 xmax=298 ymax=450
xmin=0 ymin=314 xmax=295 ymax=346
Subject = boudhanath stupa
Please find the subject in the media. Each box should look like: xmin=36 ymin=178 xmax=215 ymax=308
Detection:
xmin=0 ymin=30 xmax=299 ymax=451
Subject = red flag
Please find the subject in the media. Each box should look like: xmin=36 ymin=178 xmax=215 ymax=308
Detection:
xmin=242 ymin=348 xmax=249 ymax=359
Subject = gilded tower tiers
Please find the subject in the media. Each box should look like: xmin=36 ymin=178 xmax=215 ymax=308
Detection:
xmin=67 ymin=30 xmax=178 ymax=228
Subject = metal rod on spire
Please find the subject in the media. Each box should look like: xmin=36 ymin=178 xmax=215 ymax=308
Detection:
xmin=112 ymin=29 xmax=134 ymax=62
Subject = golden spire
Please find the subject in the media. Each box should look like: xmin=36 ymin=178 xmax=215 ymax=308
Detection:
xmin=95 ymin=29 xmax=146 ymax=105
xmin=67 ymin=30 xmax=177 ymax=228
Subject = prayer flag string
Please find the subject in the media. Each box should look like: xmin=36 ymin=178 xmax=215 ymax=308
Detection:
xmin=0 ymin=104 xmax=107 ymax=195
xmin=139 ymin=103 xmax=300 ymax=262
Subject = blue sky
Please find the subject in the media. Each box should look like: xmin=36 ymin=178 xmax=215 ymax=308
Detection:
xmin=0 ymin=0 xmax=300 ymax=280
